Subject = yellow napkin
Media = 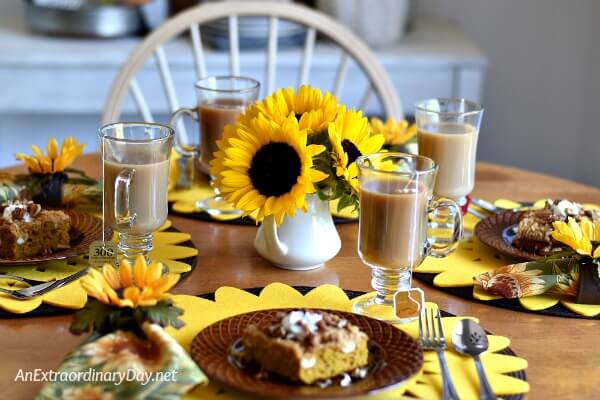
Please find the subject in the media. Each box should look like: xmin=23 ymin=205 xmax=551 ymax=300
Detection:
xmin=0 ymin=220 xmax=197 ymax=314
xmin=166 ymin=283 xmax=529 ymax=400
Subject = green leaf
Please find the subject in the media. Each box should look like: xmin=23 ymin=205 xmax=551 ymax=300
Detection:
xmin=70 ymin=300 xmax=114 ymax=335
xmin=143 ymin=300 xmax=185 ymax=329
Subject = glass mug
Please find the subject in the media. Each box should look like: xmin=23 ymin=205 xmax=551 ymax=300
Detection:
xmin=415 ymin=98 xmax=484 ymax=209
xmin=99 ymin=122 xmax=174 ymax=264
xmin=169 ymin=75 xmax=260 ymax=217
xmin=353 ymin=153 xmax=463 ymax=323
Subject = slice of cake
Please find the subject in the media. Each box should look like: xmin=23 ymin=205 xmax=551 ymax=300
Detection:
xmin=0 ymin=200 xmax=71 ymax=259
xmin=241 ymin=310 xmax=369 ymax=385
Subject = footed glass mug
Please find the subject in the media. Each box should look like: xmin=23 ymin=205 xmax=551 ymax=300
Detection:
xmin=99 ymin=122 xmax=174 ymax=264
xmin=416 ymin=98 xmax=484 ymax=213
xmin=169 ymin=76 xmax=260 ymax=217
xmin=353 ymin=153 xmax=463 ymax=323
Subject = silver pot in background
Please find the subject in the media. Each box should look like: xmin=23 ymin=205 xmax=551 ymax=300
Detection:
xmin=25 ymin=0 xmax=145 ymax=38
xmin=316 ymin=0 xmax=411 ymax=48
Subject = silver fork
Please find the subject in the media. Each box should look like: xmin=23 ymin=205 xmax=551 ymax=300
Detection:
xmin=0 ymin=267 xmax=90 ymax=300
xmin=0 ymin=274 xmax=46 ymax=286
xmin=419 ymin=308 xmax=459 ymax=400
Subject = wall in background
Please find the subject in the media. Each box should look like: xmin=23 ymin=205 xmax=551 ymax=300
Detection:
xmin=417 ymin=0 xmax=598 ymax=187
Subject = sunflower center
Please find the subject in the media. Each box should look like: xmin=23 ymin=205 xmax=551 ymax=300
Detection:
xmin=342 ymin=139 xmax=362 ymax=166
xmin=249 ymin=142 xmax=302 ymax=197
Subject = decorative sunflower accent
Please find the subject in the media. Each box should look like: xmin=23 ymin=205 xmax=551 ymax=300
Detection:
xmin=13 ymin=136 xmax=98 ymax=207
xmin=552 ymin=217 xmax=600 ymax=258
xmin=370 ymin=117 xmax=417 ymax=146
xmin=211 ymin=113 xmax=327 ymax=224
xmin=16 ymin=136 xmax=85 ymax=174
xmin=255 ymin=85 xmax=338 ymax=134
xmin=80 ymin=257 xmax=179 ymax=308
xmin=71 ymin=256 xmax=183 ymax=336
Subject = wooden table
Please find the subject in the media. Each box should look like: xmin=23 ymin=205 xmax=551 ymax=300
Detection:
xmin=2 ymin=155 xmax=599 ymax=400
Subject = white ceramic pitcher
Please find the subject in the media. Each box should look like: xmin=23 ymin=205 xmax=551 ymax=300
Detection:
xmin=254 ymin=195 xmax=341 ymax=270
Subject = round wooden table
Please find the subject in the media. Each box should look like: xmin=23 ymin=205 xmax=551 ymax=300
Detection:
xmin=1 ymin=155 xmax=599 ymax=400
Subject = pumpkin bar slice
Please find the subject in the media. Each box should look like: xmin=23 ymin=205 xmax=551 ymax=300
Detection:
xmin=242 ymin=310 xmax=369 ymax=384
xmin=0 ymin=200 xmax=71 ymax=259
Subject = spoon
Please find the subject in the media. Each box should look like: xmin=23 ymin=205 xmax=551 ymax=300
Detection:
xmin=452 ymin=319 xmax=496 ymax=400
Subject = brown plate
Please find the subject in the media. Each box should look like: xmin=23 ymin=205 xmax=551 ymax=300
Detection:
xmin=475 ymin=211 xmax=539 ymax=261
xmin=191 ymin=308 xmax=424 ymax=399
xmin=0 ymin=209 xmax=108 ymax=266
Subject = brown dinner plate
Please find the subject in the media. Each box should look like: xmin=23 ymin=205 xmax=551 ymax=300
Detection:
xmin=475 ymin=211 xmax=540 ymax=261
xmin=191 ymin=308 xmax=424 ymax=399
xmin=0 ymin=209 xmax=108 ymax=266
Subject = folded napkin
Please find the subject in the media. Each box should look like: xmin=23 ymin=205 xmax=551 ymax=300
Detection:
xmin=37 ymin=323 xmax=206 ymax=400
xmin=475 ymin=258 xmax=600 ymax=304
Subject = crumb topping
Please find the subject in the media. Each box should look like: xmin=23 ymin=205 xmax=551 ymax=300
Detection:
xmin=0 ymin=200 xmax=42 ymax=223
xmin=263 ymin=310 xmax=363 ymax=349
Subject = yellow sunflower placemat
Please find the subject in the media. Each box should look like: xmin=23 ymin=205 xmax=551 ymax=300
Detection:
xmin=0 ymin=220 xmax=198 ymax=316
xmin=414 ymin=199 xmax=600 ymax=318
xmin=165 ymin=283 xmax=529 ymax=400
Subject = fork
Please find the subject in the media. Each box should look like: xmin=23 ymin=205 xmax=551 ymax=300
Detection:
xmin=419 ymin=308 xmax=459 ymax=400
xmin=0 ymin=274 xmax=47 ymax=286
xmin=0 ymin=267 xmax=90 ymax=300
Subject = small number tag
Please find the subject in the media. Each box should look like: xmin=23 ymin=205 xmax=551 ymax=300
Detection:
xmin=88 ymin=241 xmax=118 ymax=267
xmin=394 ymin=288 xmax=425 ymax=320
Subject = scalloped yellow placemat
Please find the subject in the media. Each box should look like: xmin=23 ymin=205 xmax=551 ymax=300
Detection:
xmin=166 ymin=283 xmax=529 ymax=400
xmin=416 ymin=199 xmax=600 ymax=317
xmin=0 ymin=220 xmax=198 ymax=314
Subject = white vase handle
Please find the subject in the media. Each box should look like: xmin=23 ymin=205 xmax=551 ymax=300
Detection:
xmin=262 ymin=216 xmax=287 ymax=257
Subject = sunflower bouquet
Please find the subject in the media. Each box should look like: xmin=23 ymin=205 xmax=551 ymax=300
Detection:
xmin=211 ymin=85 xmax=385 ymax=224
xmin=14 ymin=136 xmax=99 ymax=207
xmin=475 ymin=217 xmax=600 ymax=304
xmin=37 ymin=257 xmax=205 ymax=400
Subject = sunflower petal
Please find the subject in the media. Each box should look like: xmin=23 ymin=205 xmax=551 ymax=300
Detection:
xmin=145 ymin=262 xmax=162 ymax=286
xmin=123 ymin=286 xmax=141 ymax=306
xmin=119 ymin=260 xmax=133 ymax=287
xmin=152 ymin=274 xmax=179 ymax=293
xmin=133 ymin=256 xmax=147 ymax=287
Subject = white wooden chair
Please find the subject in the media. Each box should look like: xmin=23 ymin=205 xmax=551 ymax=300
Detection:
xmin=101 ymin=0 xmax=403 ymax=127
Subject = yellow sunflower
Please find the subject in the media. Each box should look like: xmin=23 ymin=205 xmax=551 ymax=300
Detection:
xmin=80 ymin=256 xmax=179 ymax=308
xmin=15 ymin=136 xmax=85 ymax=174
xmin=329 ymin=107 xmax=385 ymax=192
xmin=255 ymin=85 xmax=338 ymax=134
xmin=211 ymin=113 xmax=327 ymax=224
xmin=552 ymin=217 xmax=600 ymax=258
xmin=370 ymin=117 xmax=417 ymax=146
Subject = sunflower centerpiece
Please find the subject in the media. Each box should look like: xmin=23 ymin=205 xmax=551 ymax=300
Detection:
xmin=211 ymin=85 xmax=384 ymax=269
xmin=37 ymin=256 xmax=206 ymax=399
xmin=14 ymin=136 xmax=98 ymax=207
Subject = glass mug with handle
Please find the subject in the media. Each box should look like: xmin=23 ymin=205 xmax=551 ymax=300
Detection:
xmin=99 ymin=122 xmax=174 ymax=264
xmin=415 ymin=98 xmax=484 ymax=211
xmin=353 ymin=153 xmax=463 ymax=323
xmin=169 ymin=76 xmax=260 ymax=217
